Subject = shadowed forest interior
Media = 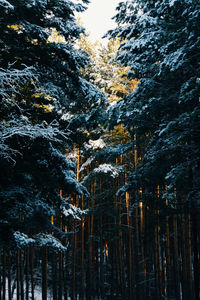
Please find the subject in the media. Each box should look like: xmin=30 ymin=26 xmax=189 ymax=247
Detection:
xmin=0 ymin=0 xmax=199 ymax=299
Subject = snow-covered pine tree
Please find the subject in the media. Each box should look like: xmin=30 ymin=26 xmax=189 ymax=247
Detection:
xmin=108 ymin=0 xmax=200 ymax=209
xmin=105 ymin=2 xmax=200 ymax=299
xmin=0 ymin=0 xmax=106 ymax=252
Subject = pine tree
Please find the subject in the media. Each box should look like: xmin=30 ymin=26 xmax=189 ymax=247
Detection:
xmin=107 ymin=1 xmax=200 ymax=299
xmin=0 ymin=2 xmax=107 ymax=298
xmin=108 ymin=0 xmax=200 ymax=210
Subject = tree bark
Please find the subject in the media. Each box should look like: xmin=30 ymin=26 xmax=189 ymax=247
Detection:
xmin=7 ymin=252 xmax=12 ymax=300
xmin=30 ymin=247 xmax=34 ymax=300
xmin=192 ymin=210 xmax=200 ymax=300
xmin=42 ymin=247 xmax=48 ymax=300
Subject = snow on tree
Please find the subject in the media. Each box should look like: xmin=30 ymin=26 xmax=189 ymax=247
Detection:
xmin=0 ymin=0 xmax=106 ymax=250
xmin=107 ymin=0 xmax=200 ymax=207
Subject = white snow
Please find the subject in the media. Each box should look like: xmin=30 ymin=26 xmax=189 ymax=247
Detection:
xmin=14 ymin=231 xmax=35 ymax=248
xmin=62 ymin=204 xmax=88 ymax=220
xmin=79 ymin=155 xmax=95 ymax=172
xmin=0 ymin=0 xmax=14 ymax=10
xmin=61 ymin=112 xmax=74 ymax=121
xmin=86 ymin=138 xmax=106 ymax=150
xmin=93 ymin=163 xmax=122 ymax=178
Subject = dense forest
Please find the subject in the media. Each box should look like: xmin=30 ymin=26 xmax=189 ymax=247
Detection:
xmin=0 ymin=0 xmax=199 ymax=299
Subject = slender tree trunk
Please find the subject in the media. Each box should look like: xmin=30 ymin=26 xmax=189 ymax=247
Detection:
xmin=154 ymin=206 xmax=161 ymax=300
xmin=17 ymin=251 xmax=20 ymax=300
xmin=26 ymin=249 xmax=29 ymax=300
xmin=2 ymin=250 xmax=6 ymax=300
xmin=89 ymin=183 xmax=94 ymax=299
xmin=100 ymin=217 xmax=105 ymax=299
xmin=42 ymin=247 xmax=48 ymax=300
xmin=172 ymin=214 xmax=180 ymax=300
xmin=30 ymin=247 xmax=34 ymax=300
xmin=72 ymin=148 xmax=80 ymax=299
xmin=52 ymin=253 xmax=57 ymax=300
xmin=58 ymin=204 xmax=63 ymax=300
xmin=134 ymin=206 xmax=140 ymax=300
xmin=140 ymin=201 xmax=147 ymax=300
xmin=181 ymin=213 xmax=188 ymax=300
xmin=63 ymin=252 xmax=68 ymax=300
xmin=58 ymin=252 xmax=63 ymax=300
xmin=19 ymin=250 xmax=24 ymax=300
xmin=0 ymin=250 xmax=2 ymax=300
xmin=7 ymin=252 xmax=12 ymax=300
xmin=72 ymin=203 xmax=77 ymax=300
xmin=186 ymin=214 xmax=194 ymax=299
xmin=165 ymin=215 xmax=172 ymax=298
xmin=192 ymin=210 xmax=200 ymax=300
xmin=81 ymin=195 xmax=85 ymax=300
xmin=117 ymin=184 xmax=126 ymax=300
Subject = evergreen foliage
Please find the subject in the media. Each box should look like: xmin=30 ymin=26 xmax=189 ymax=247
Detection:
xmin=108 ymin=0 xmax=200 ymax=208
xmin=0 ymin=0 xmax=106 ymax=249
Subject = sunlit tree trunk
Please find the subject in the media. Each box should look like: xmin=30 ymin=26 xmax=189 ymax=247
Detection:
xmin=50 ymin=212 xmax=57 ymax=300
xmin=154 ymin=188 xmax=161 ymax=300
xmin=139 ymin=199 xmax=147 ymax=300
xmin=72 ymin=148 xmax=80 ymax=299
xmin=58 ymin=191 xmax=63 ymax=300
xmin=89 ymin=181 xmax=95 ymax=298
xmin=134 ymin=205 xmax=141 ymax=300
xmin=115 ymin=156 xmax=125 ymax=299
xmin=99 ymin=179 xmax=105 ymax=299
xmin=81 ymin=194 xmax=85 ymax=300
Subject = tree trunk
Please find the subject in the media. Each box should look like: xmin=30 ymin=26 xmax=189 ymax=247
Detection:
xmin=26 ymin=249 xmax=29 ymax=300
xmin=81 ymin=195 xmax=85 ymax=300
xmin=30 ymin=247 xmax=34 ymax=300
xmin=16 ymin=251 xmax=20 ymax=300
xmin=7 ymin=252 xmax=12 ymax=300
xmin=42 ymin=247 xmax=48 ymax=300
xmin=165 ymin=215 xmax=172 ymax=298
xmin=2 ymin=250 xmax=6 ymax=300
xmin=0 ymin=250 xmax=2 ymax=300
xmin=181 ymin=213 xmax=189 ymax=300
xmin=19 ymin=250 xmax=24 ymax=300
xmin=52 ymin=254 xmax=57 ymax=300
xmin=58 ymin=252 xmax=63 ymax=300
xmin=192 ymin=210 xmax=200 ymax=300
